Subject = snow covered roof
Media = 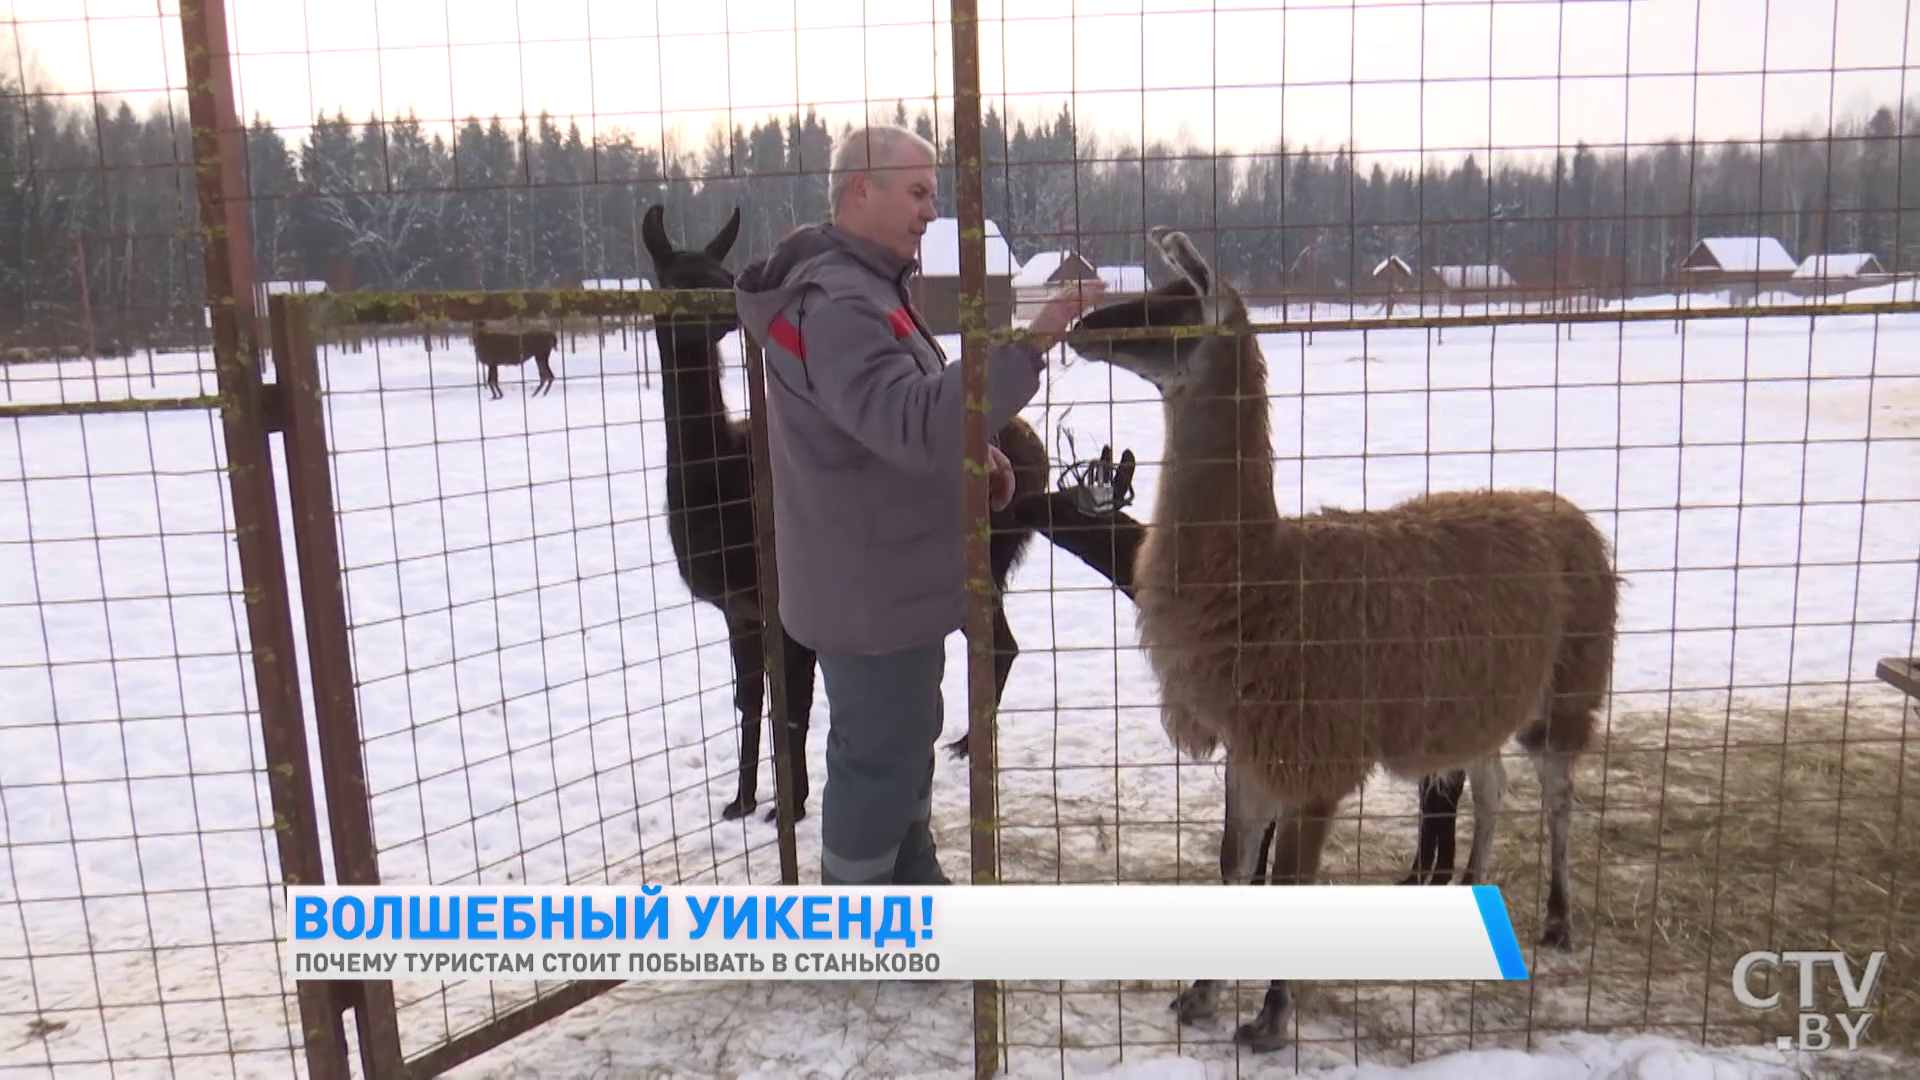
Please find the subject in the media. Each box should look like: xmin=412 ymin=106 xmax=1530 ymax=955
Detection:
xmin=1097 ymin=264 xmax=1150 ymax=293
xmin=1793 ymin=253 xmax=1884 ymax=279
xmin=1429 ymin=264 xmax=1515 ymax=290
xmin=915 ymin=217 xmax=1015 ymax=278
xmin=1685 ymin=236 xmax=1796 ymax=273
xmin=1013 ymin=251 xmax=1062 ymax=287
xmin=582 ymin=277 xmax=653 ymax=290
xmin=1373 ymin=256 xmax=1413 ymax=279
xmin=1013 ymin=250 xmax=1075 ymax=288
xmin=262 ymin=279 xmax=328 ymax=294
xmin=1011 ymin=251 xmax=1148 ymax=293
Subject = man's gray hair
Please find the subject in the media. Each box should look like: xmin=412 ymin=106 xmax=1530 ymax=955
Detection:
xmin=829 ymin=124 xmax=937 ymax=213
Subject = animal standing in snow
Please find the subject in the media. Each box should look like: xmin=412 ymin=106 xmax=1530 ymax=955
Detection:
xmin=640 ymin=203 xmax=1148 ymax=824
xmin=472 ymin=325 xmax=560 ymax=399
xmin=1068 ymin=225 xmax=1620 ymax=1052
xmin=1018 ymin=455 xmax=1521 ymax=894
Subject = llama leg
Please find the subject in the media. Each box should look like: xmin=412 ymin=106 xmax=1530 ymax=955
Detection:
xmin=943 ymin=601 xmax=1017 ymax=760
xmin=1459 ymin=754 xmax=1507 ymax=886
xmin=1251 ymin=820 xmax=1277 ymax=882
xmin=720 ymin=616 xmax=767 ymax=821
xmin=1529 ymin=744 xmax=1577 ymax=950
xmin=487 ymin=365 xmax=503 ymax=400
xmin=1172 ymin=757 xmax=1280 ymax=1026
xmin=1401 ymin=771 xmax=1465 ymax=885
xmin=535 ymin=353 xmax=555 ymax=396
xmin=764 ymin=634 xmax=818 ymax=824
xmin=1236 ymin=796 xmax=1338 ymax=1054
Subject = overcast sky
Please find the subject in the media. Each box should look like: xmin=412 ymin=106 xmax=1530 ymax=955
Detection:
xmin=7 ymin=0 xmax=1919 ymax=167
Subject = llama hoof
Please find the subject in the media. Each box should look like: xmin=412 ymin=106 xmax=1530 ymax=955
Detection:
xmin=1232 ymin=1020 xmax=1290 ymax=1054
xmin=720 ymin=796 xmax=756 ymax=821
xmin=1539 ymin=922 xmax=1573 ymax=951
xmin=762 ymin=803 xmax=807 ymax=824
xmin=943 ymin=735 xmax=970 ymax=760
xmin=1170 ymin=986 xmax=1216 ymax=1025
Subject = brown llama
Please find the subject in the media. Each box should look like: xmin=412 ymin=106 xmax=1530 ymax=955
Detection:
xmin=1024 ymin=449 xmax=1498 ymax=895
xmin=472 ymin=325 xmax=560 ymax=399
xmin=1069 ymin=226 xmax=1620 ymax=1053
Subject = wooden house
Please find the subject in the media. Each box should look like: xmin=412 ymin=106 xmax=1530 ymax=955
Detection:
xmin=1790 ymin=253 xmax=1887 ymax=297
xmin=909 ymin=217 xmax=1016 ymax=335
xmin=1678 ymin=236 xmax=1797 ymax=294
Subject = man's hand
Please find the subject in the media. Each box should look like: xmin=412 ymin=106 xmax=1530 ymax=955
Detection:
xmin=1025 ymin=279 xmax=1107 ymax=353
xmin=988 ymin=443 xmax=1015 ymax=511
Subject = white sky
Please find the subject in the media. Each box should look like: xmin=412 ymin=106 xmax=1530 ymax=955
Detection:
xmin=7 ymin=0 xmax=1920 ymax=168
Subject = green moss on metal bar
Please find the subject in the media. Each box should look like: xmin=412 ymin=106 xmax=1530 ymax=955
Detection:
xmin=0 ymin=396 xmax=224 ymax=419
xmin=298 ymin=287 xmax=739 ymax=330
xmin=979 ymin=297 xmax=1920 ymax=346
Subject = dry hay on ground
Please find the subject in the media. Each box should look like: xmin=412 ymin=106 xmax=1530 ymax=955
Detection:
xmin=986 ymin=700 xmax=1917 ymax=1073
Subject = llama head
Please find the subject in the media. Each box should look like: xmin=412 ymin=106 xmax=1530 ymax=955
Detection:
xmin=641 ymin=203 xmax=742 ymax=344
xmin=1068 ymin=226 xmax=1246 ymax=394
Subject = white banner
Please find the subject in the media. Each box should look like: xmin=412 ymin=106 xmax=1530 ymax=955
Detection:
xmin=284 ymin=884 xmax=1529 ymax=982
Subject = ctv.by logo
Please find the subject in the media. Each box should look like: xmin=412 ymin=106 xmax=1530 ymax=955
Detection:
xmin=1732 ymin=950 xmax=1887 ymax=1052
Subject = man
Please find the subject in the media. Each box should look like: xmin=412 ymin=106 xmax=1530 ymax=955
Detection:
xmin=732 ymin=123 xmax=1102 ymax=886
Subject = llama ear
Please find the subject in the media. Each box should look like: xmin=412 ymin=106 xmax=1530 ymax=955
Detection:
xmin=641 ymin=204 xmax=673 ymax=270
xmin=1149 ymin=226 xmax=1213 ymax=296
xmin=705 ymin=207 xmax=742 ymax=261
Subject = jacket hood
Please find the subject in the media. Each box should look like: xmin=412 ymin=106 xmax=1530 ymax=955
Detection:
xmin=734 ymin=222 xmax=917 ymax=338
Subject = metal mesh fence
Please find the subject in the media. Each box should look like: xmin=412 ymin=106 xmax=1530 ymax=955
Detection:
xmin=966 ymin=2 xmax=1920 ymax=1073
xmin=4 ymin=0 xmax=1919 ymax=1077
xmin=292 ymin=296 xmax=800 ymax=1065
xmin=0 ymin=400 xmax=313 ymax=1079
xmin=0 ymin=6 xmax=344 ymax=1077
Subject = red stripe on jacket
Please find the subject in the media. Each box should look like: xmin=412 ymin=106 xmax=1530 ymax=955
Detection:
xmin=768 ymin=312 xmax=805 ymax=360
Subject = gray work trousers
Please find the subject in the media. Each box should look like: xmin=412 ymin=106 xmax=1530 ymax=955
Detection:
xmin=815 ymin=639 xmax=952 ymax=886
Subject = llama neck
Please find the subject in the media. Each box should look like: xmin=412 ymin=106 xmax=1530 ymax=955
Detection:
xmin=1155 ymin=337 xmax=1280 ymax=530
xmin=657 ymin=333 xmax=733 ymax=464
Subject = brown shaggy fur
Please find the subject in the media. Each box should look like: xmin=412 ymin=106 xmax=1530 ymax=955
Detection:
xmin=1070 ymin=226 xmax=1622 ymax=1053
xmin=472 ymin=326 xmax=560 ymax=399
xmin=1149 ymin=486 xmax=1620 ymax=793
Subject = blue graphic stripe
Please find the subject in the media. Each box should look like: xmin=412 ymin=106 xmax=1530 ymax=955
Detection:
xmin=1471 ymin=885 xmax=1529 ymax=980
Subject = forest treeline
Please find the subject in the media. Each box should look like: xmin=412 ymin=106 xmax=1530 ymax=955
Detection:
xmin=3 ymin=66 xmax=1916 ymax=348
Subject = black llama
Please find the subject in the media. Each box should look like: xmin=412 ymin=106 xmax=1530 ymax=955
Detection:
xmin=640 ymin=203 xmax=1145 ymax=823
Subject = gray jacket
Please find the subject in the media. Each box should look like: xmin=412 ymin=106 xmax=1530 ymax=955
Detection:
xmin=733 ymin=222 xmax=1047 ymax=656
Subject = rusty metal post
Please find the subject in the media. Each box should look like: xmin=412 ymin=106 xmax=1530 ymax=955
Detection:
xmin=178 ymin=0 xmax=262 ymax=370
xmin=177 ymin=1 xmax=348 ymax=1077
xmin=742 ymin=332 xmax=803 ymax=886
xmin=270 ymin=294 xmax=409 ymax=1078
xmin=947 ymin=1 xmax=1003 ymax=1076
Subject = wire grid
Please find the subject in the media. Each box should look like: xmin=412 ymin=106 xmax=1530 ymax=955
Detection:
xmin=214 ymin=0 xmax=882 ymax=1058
xmin=0 ymin=3 xmax=214 ymax=401
xmin=11 ymin=0 xmax=1920 ymax=1077
xmin=296 ymin=307 xmax=791 ymax=1057
xmin=0 ymin=7 xmax=315 ymax=1079
xmin=0 ymin=400 xmax=310 ymax=1080
xmin=970 ymin=0 xmax=1920 ymax=1075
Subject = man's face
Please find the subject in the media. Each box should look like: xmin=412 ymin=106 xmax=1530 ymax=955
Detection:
xmin=851 ymin=152 xmax=938 ymax=261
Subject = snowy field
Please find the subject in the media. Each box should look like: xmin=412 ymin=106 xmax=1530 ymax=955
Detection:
xmin=1 ymin=289 xmax=1917 ymax=1078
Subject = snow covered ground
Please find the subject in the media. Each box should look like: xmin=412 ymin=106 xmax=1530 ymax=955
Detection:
xmin=1 ymin=287 xmax=1916 ymax=1077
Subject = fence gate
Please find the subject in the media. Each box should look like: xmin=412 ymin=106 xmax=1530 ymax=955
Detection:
xmin=0 ymin=51 xmax=353 ymax=1080
xmin=261 ymin=286 xmax=802 ymax=1078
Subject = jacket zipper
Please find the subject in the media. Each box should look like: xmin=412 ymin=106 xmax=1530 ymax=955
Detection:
xmin=896 ymin=266 xmax=996 ymax=448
